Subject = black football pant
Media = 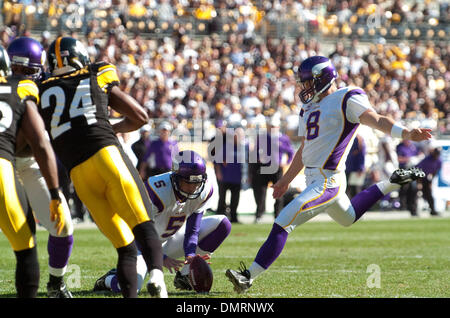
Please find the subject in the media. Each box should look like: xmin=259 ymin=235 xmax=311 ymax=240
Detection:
xmin=251 ymin=165 xmax=284 ymax=219
xmin=217 ymin=181 xmax=241 ymax=223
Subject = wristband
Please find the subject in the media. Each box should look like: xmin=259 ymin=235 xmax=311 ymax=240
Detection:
xmin=391 ymin=123 xmax=405 ymax=139
xmin=49 ymin=188 xmax=60 ymax=200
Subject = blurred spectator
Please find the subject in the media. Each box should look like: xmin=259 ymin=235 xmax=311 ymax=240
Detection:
xmin=131 ymin=124 xmax=152 ymax=171
xmin=139 ymin=121 xmax=179 ymax=179
xmin=345 ymin=134 xmax=366 ymax=199
xmin=209 ymin=122 xmax=247 ymax=223
xmin=415 ymin=147 xmax=443 ymax=216
xmin=249 ymin=116 xmax=294 ymax=223
xmin=396 ymin=139 xmax=424 ymax=216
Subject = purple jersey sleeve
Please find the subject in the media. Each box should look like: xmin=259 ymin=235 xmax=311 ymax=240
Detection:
xmin=183 ymin=211 xmax=204 ymax=257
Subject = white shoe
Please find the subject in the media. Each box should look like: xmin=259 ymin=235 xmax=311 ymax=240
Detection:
xmin=147 ymin=269 xmax=168 ymax=298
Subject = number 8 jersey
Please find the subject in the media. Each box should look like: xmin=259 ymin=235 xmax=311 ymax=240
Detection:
xmin=298 ymin=86 xmax=373 ymax=172
xmin=37 ymin=62 xmax=120 ymax=171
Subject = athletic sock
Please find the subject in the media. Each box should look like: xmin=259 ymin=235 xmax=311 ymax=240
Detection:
xmin=47 ymin=234 xmax=73 ymax=278
xmin=116 ymin=241 xmax=138 ymax=298
xmin=15 ymin=246 xmax=40 ymax=298
xmin=253 ymin=223 xmax=288 ymax=272
xmin=352 ymin=181 xmax=396 ymax=222
xmin=133 ymin=221 xmax=163 ymax=271
xmin=248 ymin=262 xmax=265 ymax=281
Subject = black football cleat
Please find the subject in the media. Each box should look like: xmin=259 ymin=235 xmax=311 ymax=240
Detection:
xmin=225 ymin=261 xmax=252 ymax=294
xmin=173 ymin=271 xmax=192 ymax=291
xmin=47 ymin=281 xmax=73 ymax=298
xmin=93 ymin=268 xmax=116 ymax=292
xmin=389 ymin=167 xmax=425 ymax=185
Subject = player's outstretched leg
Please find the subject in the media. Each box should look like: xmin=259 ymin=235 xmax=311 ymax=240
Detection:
xmin=226 ymin=223 xmax=288 ymax=293
xmin=352 ymin=167 xmax=425 ymax=222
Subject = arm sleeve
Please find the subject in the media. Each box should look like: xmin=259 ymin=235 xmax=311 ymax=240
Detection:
xmin=183 ymin=211 xmax=203 ymax=257
xmin=346 ymin=92 xmax=374 ymax=124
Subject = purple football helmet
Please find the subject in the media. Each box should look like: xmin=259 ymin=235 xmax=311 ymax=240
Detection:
xmin=171 ymin=150 xmax=207 ymax=200
xmin=7 ymin=37 xmax=45 ymax=79
xmin=298 ymin=56 xmax=338 ymax=104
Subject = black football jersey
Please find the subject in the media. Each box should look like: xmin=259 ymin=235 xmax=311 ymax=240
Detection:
xmin=38 ymin=62 xmax=121 ymax=171
xmin=0 ymin=75 xmax=39 ymax=162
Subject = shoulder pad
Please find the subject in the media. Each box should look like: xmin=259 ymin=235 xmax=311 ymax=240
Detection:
xmin=17 ymin=79 xmax=39 ymax=104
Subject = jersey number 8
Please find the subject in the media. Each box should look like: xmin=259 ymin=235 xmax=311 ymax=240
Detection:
xmin=40 ymin=78 xmax=97 ymax=139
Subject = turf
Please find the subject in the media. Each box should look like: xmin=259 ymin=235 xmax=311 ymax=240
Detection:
xmin=0 ymin=217 xmax=449 ymax=298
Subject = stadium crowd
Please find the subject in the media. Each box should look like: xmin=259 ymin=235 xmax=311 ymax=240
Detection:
xmin=0 ymin=0 xmax=448 ymax=219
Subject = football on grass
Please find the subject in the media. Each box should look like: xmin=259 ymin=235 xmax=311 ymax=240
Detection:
xmin=188 ymin=255 xmax=213 ymax=293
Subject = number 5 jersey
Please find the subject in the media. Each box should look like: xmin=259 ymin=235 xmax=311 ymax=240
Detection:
xmin=37 ymin=62 xmax=120 ymax=171
xmin=144 ymin=172 xmax=214 ymax=242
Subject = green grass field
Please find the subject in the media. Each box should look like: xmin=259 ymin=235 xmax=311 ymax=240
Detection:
xmin=1 ymin=217 xmax=449 ymax=298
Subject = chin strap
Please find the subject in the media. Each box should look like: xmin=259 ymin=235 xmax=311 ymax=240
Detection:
xmin=312 ymin=77 xmax=336 ymax=102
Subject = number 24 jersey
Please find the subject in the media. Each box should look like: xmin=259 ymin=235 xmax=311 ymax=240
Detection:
xmin=37 ymin=62 xmax=121 ymax=171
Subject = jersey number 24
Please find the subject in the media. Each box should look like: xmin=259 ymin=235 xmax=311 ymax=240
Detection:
xmin=40 ymin=78 xmax=97 ymax=139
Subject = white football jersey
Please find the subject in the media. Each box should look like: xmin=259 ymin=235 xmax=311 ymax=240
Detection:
xmin=143 ymin=172 xmax=214 ymax=242
xmin=298 ymin=86 xmax=373 ymax=172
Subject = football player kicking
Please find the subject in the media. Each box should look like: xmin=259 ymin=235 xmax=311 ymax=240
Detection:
xmin=7 ymin=37 xmax=74 ymax=298
xmin=93 ymin=150 xmax=231 ymax=294
xmin=0 ymin=45 xmax=66 ymax=297
xmin=36 ymin=37 xmax=166 ymax=298
xmin=226 ymin=56 xmax=432 ymax=293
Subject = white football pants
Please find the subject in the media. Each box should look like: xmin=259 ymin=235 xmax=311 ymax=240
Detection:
xmin=275 ymin=167 xmax=356 ymax=233
xmin=15 ymin=156 xmax=73 ymax=237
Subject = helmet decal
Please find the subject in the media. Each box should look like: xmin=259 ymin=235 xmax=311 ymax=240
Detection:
xmin=298 ymin=56 xmax=338 ymax=104
xmin=48 ymin=37 xmax=90 ymax=74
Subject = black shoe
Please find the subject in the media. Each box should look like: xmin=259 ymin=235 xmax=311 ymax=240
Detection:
xmin=173 ymin=271 xmax=192 ymax=290
xmin=430 ymin=211 xmax=441 ymax=217
xmin=93 ymin=268 xmax=116 ymax=292
xmin=389 ymin=167 xmax=425 ymax=185
xmin=47 ymin=281 xmax=73 ymax=298
xmin=225 ymin=261 xmax=252 ymax=293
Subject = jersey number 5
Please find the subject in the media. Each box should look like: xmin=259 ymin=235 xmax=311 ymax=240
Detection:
xmin=40 ymin=78 xmax=97 ymax=139
xmin=0 ymin=100 xmax=13 ymax=133
xmin=306 ymin=111 xmax=320 ymax=140
xmin=162 ymin=215 xmax=186 ymax=238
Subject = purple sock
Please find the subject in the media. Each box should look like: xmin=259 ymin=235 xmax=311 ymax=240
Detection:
xmin=254 ymin=223 xmax=288 ymax=269
xmin=47 ymin=235 xmax=73 ymax=270
xmin=351 ymin=184 xmax=384 ymax=223
xmin=198 ymin=217 xmax=232 ymax=253
xmin=110 ymin=275 xmax=121 ymax=293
